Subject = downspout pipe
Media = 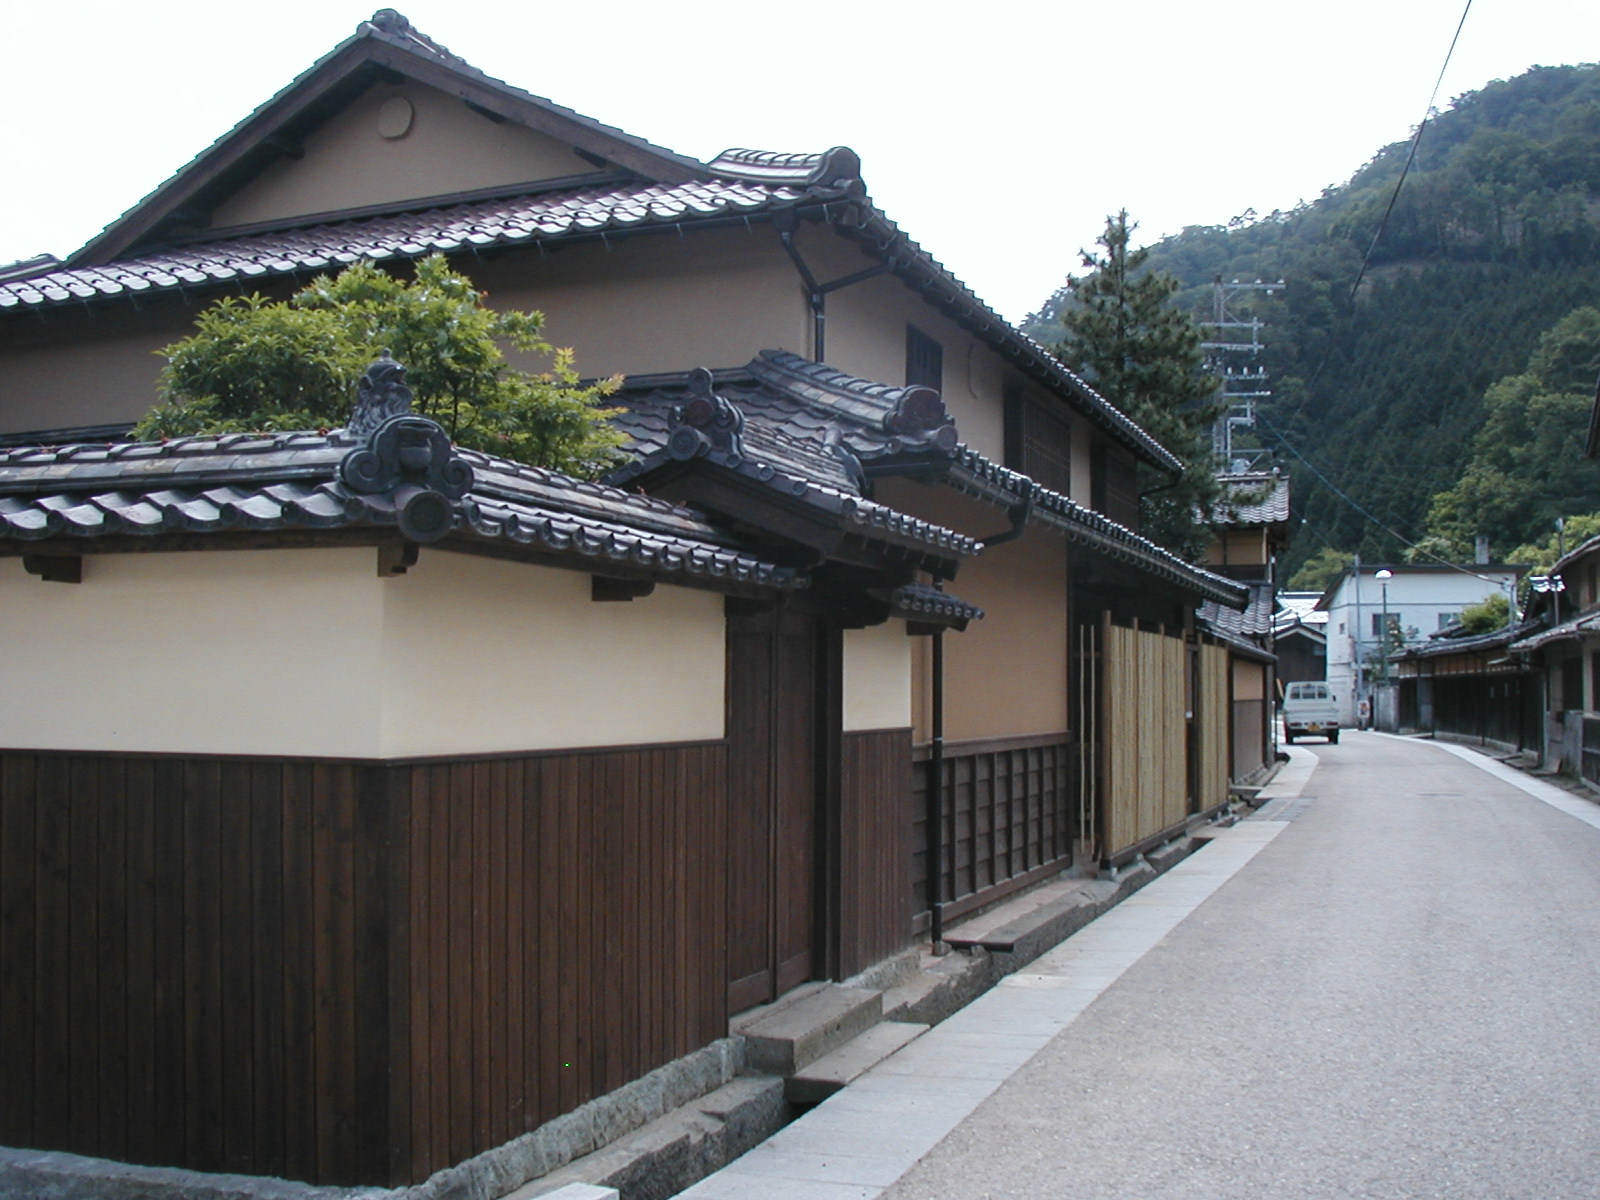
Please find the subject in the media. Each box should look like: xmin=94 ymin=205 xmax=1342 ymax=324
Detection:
xmin=772 ymin=209 xmax=887 ymax=363
xmin=929 ymin=606 xmax=946 ymax=950
xmin=979 ymin=496 xmax=1034 ymax=548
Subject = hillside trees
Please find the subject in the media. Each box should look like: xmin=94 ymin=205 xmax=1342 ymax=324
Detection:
xmin=1424 ymin=305 xmax=1600 ymax=556
xmin=134 ymin=254 xmax=623 ymax=477
xmin=1052 ymin=211 xmax=1222 ymax=558
xmin=1025 ymin=64 xmax=1600 ymax=582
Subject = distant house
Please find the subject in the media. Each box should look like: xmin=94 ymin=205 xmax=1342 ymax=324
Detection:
xmin=1273 ymin=593 xmax=1329 ymax=687
xmin=1198 ymin=472 xmax=1290 ymax=781
xmin=1504 ymin=534 xmax=1600 ymax=781
xmin=1315 ymin=562 xmax=1524 ymax=729
xmin=0 ymin=10 xmax=1248 ymax=1192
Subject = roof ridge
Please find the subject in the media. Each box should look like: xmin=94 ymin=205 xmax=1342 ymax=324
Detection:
xmin=707 ymin=147 xmax=862 ymax=188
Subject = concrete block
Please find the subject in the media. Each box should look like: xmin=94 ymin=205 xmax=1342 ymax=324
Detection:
xmin=736 ymin=986 xmax=882 ymax=1075
xmin=786 ymin=1021 xmax=927 ymax=1103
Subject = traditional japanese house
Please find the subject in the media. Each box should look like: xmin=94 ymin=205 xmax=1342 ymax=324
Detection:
xmin=0 ymin=10 xmax=1247 ymax=1191
xmin=1197 ymin=472 xmax=1290 ymax=781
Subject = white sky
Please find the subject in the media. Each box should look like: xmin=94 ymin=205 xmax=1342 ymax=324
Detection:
xmin=3 ymin=0 xmax=1598 ymax=323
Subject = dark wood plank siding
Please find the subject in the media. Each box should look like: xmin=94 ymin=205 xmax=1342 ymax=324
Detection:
xmin=0 ymin=741 xmax=727 ymax=1188
xmin=911 ymin=734 xmax=1077 ymax=924
xmin=836 ymin=729 xmax=913 ymax=977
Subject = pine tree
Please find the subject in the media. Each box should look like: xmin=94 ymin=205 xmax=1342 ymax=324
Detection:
xmin=1054 ymin=211 xmax=1223 ymax=557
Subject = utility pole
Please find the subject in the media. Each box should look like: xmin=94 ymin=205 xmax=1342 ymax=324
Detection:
xmin=1200 ymin=275 xmax=1283 ymax=472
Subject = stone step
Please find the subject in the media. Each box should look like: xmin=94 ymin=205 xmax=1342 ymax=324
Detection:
xmin=733 ymin=984 xmax=883 ymax=1075
xmin=786 ymin=1020 xmax=929 ymax=1104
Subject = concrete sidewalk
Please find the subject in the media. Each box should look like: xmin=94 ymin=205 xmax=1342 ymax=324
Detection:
xmin=672 ymin=734 xmax=1600 ymax=1199
xmin=670 ymin=753 xmax=1317 ymax=1200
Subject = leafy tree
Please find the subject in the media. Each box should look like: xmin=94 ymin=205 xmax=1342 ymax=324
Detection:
xmin=1506 ymin=511 xmax=1600 ymax=573
xmin=1424 ymin=305 xmax=1600 ymax=555
xmin=1052 ymin=211 xmax=1222 ymax=557
xmin=134 ymin=254 xmax=624 ymax=477
xmin=1458 ymin=591 xmax=1511 ymax=634
xmin=1287 ymin=546 xmax=1354 ymax=592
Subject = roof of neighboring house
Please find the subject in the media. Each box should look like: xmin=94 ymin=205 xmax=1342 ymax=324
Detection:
xmin=0 ymin=12 xmax=1179 ymax=476
xmin=1507 ymin=611 xmax=1600 ymax=654
xmin=0 ymin=358 xmax=800 ymax=597
xmin=1551 ymin=532 xmax=1600 ymax=578
xmin=1199 ymin=582 xmax=1276 ymax=642
xmin=612 ymin=351 xmax=1247 ymax=609
xmin=1209 ymin=472 xmax=1290 ymax=526
xmin=1274 ymin=591 xmax=1329 ymax=632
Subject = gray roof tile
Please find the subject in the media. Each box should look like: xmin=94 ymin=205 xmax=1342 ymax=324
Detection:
xmin=0 ymin=417 xmax=799 ymax=595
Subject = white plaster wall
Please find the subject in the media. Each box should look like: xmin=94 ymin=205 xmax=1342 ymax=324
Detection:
xmin=842 ymin=622 xmax=912 ymax=732
xmin=0 ymin=548 xmax=387 ymax=757
xmin=378 ymin=551 xmax=726 ymax=756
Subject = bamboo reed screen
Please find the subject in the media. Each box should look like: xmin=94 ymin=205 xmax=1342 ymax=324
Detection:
xmin=1104 ymin=622 xmax=1187 ymax=857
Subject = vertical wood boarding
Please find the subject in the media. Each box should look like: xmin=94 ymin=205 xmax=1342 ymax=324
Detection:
xmin=836 ymin=729 xmax=912 ymax=978
xmin=1103 ymin=624 xmax=1188 ymax=859
xmin=0 ymin=741 xmax=729 ymax=1188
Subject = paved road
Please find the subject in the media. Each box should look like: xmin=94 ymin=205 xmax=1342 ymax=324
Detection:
xmin=678 ymin=734 xmax=1600 ymax=1200
xmin=879 ymin=733 xmax=1600 ymax=1200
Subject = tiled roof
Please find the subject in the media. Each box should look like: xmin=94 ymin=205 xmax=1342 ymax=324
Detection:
xmin=0 ymin=401 xmax=799 ymax=596
xmin=882 ymin=583 xmax=984 ymax=630
xmin=1210 ymin=472 xmax=1290 ymax=526
xmin=611 ymin=365 xmax=978 ymax=564
xmin=1199 ymin=582 xmax=1276 ymax=642
xmin=944 ymin=448 xmax=1248 ymax=608
xmin=614 ymin=352 xmax=1247 ymax=609
xmin=1507 ymin=612 xmax=1600 ymax=654
xmin=0 ymin=178 xmax=810 ymax=311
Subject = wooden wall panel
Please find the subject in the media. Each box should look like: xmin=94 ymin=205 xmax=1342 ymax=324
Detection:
xmin=837 ymin=729 xmax=913 ymax=977
xmin=0 ymin=740 xmax=728 ymax=1188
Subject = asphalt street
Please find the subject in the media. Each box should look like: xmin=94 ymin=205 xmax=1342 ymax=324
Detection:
xmin=878 ymin=732 xmax=1600 ymax=1200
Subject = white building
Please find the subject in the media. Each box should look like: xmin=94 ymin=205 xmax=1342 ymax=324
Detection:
xmin=1315 ymin=563 xmax=1525 ymax=726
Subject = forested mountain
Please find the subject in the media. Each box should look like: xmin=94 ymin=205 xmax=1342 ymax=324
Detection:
xmin=1024 ymin=64 xmax=1600 ymax=580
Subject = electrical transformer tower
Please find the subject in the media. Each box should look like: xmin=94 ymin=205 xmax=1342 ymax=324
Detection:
xmin=1200 ymin=275 xmax=1283 ymax=472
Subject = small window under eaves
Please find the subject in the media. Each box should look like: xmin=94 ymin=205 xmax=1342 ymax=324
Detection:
xmin=905 ymin=325 xmax=943 ymax=392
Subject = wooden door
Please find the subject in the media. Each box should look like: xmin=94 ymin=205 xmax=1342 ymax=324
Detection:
xmin=726 ymin=606 xmax=820 ymax=1012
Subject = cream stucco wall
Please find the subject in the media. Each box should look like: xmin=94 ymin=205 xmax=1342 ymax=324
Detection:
xmin=379 ymin=551 xmax=725 ymax=756
xmin=842 ymin=622 xmax=912 ymax=731
xmin=0 ymin=548 xmax=388 ymax=757
xmin=0 ymin=547 xmax=725 ymax=758
xmin=794 ymin=230 xmax=1007 ymax=460
xmin=879 ymin=479 xmax=1070 ymax=743
xmin=1232 ymin=658 xmax=1266 ymax=701
xmin=477 ymin=230 xmax=809 ymax=380
xmin=212 ymin=83 xmax=597 ymax=230
xmin=1 ymin=323 xmax=189 ymax=435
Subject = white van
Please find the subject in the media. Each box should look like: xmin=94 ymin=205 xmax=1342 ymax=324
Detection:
xmin=1282 ymin=681 xmax=1340 ymax=744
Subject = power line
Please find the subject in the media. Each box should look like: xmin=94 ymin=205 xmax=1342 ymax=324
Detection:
xmin=1259 ymin=409 xmax=1518 ymax=589
xmin=1347 ymin=0 xmax=1474 ymax=304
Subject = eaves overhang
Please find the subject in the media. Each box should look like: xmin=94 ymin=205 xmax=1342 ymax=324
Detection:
xmin=939 ymin=447 xmax=1246 ymax=609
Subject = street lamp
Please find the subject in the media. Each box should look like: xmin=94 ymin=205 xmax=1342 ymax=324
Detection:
xmin=1376 ymin=569 xmax=1393 ymax=687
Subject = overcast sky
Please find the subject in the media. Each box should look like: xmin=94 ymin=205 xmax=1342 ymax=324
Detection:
xmin=3 ymin=0 xmax=1597 ymax=322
